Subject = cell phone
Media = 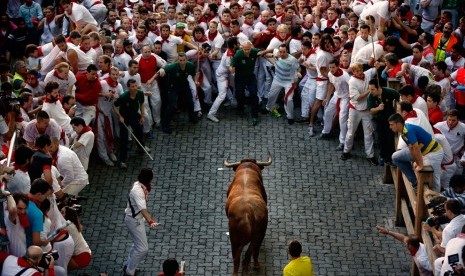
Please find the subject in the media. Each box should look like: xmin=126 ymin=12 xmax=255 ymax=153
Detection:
xmin=448 ymin=253 xmax=460 ymax=265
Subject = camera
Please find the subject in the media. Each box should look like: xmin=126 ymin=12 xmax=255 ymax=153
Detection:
xmin=57 ymin=193 xmax=85 ymax=216
xmin=444 ymin=254 xmax=463 ymax=276
xmin=426 ymin=196 xmax=450 ymax=226
xmin=0 ymin=92 xmax=20 ymax=117
xmin=38 ymin=250 xmax=59 ymax=268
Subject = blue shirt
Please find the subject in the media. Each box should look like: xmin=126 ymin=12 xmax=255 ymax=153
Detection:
xmin=274 ymin=55 xmax=300 ymax=83
xmin=18 ymin=2 xmax=43 ymax=28
xmin=401 ymin=123 xmax=438 ymax=155
xmin=25 ymin=201 xmax=44 ymax=247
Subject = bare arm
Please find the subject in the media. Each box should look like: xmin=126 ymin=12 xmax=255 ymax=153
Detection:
xmin=67 ymin=50 xmax=79 ymax=74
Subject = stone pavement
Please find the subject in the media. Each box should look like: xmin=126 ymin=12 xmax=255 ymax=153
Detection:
xmin=72 ymin=106 xmax=411 ymax=276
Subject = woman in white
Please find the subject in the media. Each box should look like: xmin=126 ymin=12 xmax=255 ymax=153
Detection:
xmin=61 ymin=206 xmax=92 ymax=270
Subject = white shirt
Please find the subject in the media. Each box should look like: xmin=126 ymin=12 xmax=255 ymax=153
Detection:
xmin=6 ymin=168 xmax=30 ymax=194
xmin=65 ymin=2 xmax=98 ymax=27
xmin=360 ymin=1 xmax=394 ymax=28
xmin=42 ymin=100 xmax=73 ymax=135
xmin=68 ymin=223 xmax=91 ymax=255
xmin=441 ymin=215 xmax=465 ymax=248
xmin=56 ymin=145 xmax=89 ymax=187
xmin=113 ymin=52 xmax=132 ymax=71
xmin=351 ymin=36 xmax=373 ymax=64
xmin=3 ymin=208 xmax=26 ymax=257
xmin=353 ymin=43 xmax=384 ymax=65
xmin=125 ymin=181 xmax=148 ymax=219
xmin=348 ymin=68 xmax=377 ymax=110
xmin=440 ymin=235 xmax=465 ymax=275
xmin=412 ymin=96 xmax=428 ymax=118
xmin=434 ymin=121 xmax=465 ymax=159
xmin=241 ymin=23 xmax=254 ymax=41
xmin=44 ymin=70 xmax=76 ymax=97
xmin=119 ymin=71 xmax=141 ymax=92
xmin=23 ymin=118 xmax=62 ymax=144
xmin=71 ymin=129 xmax=94 ymax=171
xmin=316 ymin=50 xmax=333 ymax=79
xmin=155 ymin=35 xmax=183 ymax=63
xmin=99 ymin=80 xmax=123 ymax=116
xmin=289 ymin=39 xmax=302 ymax=55
xmin=329 ymin=70 xmax=351 ymax=99
xmin=413 ymin=243 xmax=433 ymax=276
xmin=216 ymin=51 xmax=234 ymax=78
xmin=445 ymin=56 xmax=465 ymax=73
xmin=435 ymin=133 xmax=454 ymax=165
xmin=2 ymin=256 xmax=38 ymax=276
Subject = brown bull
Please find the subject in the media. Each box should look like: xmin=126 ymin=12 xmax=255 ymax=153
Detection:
xmin=224 ymin=155 xmax=272 ymax=276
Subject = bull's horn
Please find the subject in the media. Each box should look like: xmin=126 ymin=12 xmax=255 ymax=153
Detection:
xmin=224 ymin=157 xmax=241 ymax=168
xmin=257 ymin=152 xmax=272 ymax=166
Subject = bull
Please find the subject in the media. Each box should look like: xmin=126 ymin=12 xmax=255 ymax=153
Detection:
xmin=224 ymin=154 xmax=272 ymax=276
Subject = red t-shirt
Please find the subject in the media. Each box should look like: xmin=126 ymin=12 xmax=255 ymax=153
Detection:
xmin=138 ymin=55 xmax=157 ymax=84
xmin=428 ymin=105 xmax=444 ymax=125
xmin=75 ymin=73 xmax=101 ymax=106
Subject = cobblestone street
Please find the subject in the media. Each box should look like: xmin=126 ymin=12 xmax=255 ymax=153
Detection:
xmin=73 ymin=106 xmax=411 ymax=276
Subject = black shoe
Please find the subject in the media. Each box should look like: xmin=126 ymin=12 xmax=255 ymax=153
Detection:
xmin=161 ymin=126 xmax=172 ymax=134
xmin=341 ymin=152 xmax=352 ymax=160
xmin=367 ymin=157 xmax=379 ymax=166
xmin=296 ymin=117 xmax=310 ymax=124
xmin=319 ymin=133 xmax=331 ymax=140
xmin=288 ymin=119 xmax=295 ymax=125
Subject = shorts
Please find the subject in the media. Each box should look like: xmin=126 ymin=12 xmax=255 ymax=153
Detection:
xmin=316 ymin=80 xmax=328 ymax=100
xmin=72 ymin=252 xmax=92 ymax=268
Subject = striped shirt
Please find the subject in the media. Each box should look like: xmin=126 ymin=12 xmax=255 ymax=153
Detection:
xmin=274 ymin=55 xmax=300 ymax=84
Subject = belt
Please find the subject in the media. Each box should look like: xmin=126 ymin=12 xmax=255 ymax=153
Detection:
xmin=422 ymin=141 xmax=441 ymax=155
xmin=316 ymin=77 xmax=328 ymax=81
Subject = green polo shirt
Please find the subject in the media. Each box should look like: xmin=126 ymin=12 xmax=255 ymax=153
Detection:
xmin=230 ymin=48 xmax=260 ymax=77
xmin=164 ymin=61 xmax=195 ymax=88
xmin=114 ymin=90 xmax=144 ymax=118
xmin=367 ymin=87 xmax=399 ymax=121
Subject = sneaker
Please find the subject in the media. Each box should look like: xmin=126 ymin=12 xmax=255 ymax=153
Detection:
xmin=197 ymin=111 xmax=203 ymax=119
xmin=308 ymin=126 xmax=314 ymax=137
xmin=207 ymin=114 xmax=219 ymax=123
xmin=120 ymin=162 xmax=128 ymax=169
xmin=252 ymin=118 xmax=259 ymax=126
xmin=296 ymin=117 xmax=310 ymax=124
xmin=341 ymin=152 xmax=352 ymax=160
xmin=367 ymin=157 xmax=379 ymax=166
xmin=270 ymin=107 xmax=281 ymax=118
xmin=288 ymin=119 xmax=295 ymax=125
xmin=104 ymin=159 xmax=114 ymax=167
xmin=109 ymin=153 xmax=118 ymax=162
xmin=336 ymin=143 xmax=344 ymax=151
xmin=319 ymin=133 xmax=331 ymax=140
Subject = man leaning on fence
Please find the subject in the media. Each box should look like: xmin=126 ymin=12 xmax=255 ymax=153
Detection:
xmin=389 ymin=113 xmax=444 ymax=192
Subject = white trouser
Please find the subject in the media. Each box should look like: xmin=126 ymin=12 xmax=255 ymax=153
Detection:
xmin=454 ymin=156 xmax=464 ymax=175
xmin=434 ymin=257 xmax=444 ymax=276
xmin=96 ymin=113 xmax=114 ymax=161
xmin=301 ymin=77 xmax=317 ymax=118
xmin=187 ymin=75 xmax=201 ymax=112
xmin=262 ymin=60 xmax=274 ymax=99
xmin=200 ymin=75 xmax=213 ymax=105
xmin=343 ymin=108 xmax=374 ymax=158
xmin=141 ymin=82 xmax=161 ymax=126
xmin=267 ymin=80 xmax=296 ymax=119
xmin=421 ymin=19 xmax=435 ymax=35
xmin=53 ymin=235 xmax=75 ymax=275
xmin=322 ymin=96 xmax=349 ymax=144
xmin=125 ymin=215 xmax=148 ymax=275
xmin=89 ymin=5 xmax=107 ymax=25
xmin=62 ymin=183 xmax=87 ymax=196
xmin=256 ymin=58 xmax=266 ymax=100
xmin=142 ymin=95 xmax=154 ymax=133
xmin=209 ymin=75 xmax=228 ymax=116
xmin=424 ymin=148 xmax=444 ymax=192
xmin=75 ymin=104 xmax=96 ymax=126
xmin=441 ymin=162 xmax=457 ymax=189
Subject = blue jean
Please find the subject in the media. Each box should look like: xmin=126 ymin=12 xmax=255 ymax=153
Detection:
xmin=392 ymin=148 xmax=417 ymax=186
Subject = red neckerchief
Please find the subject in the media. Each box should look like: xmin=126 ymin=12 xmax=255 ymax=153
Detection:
xmin=404 ymin=110 xmax=418 ymax=120
xmin=326 ymin=17 xmax=337 ymax=28
xmin=105 ymin=77 xmax=118 ymax=88
xmin=274 ymin=34 xmax=286 ymax=43
xmin=92 ymin=43 xmax=100 ymax=49
xmin=435 ymin=75 xmax=444 ymax=82
xmin=208 ymin=30 xmax=218 ymax=41
xmin=260 ymin=18 xmax=266 ymax=25
xmin=150 ymin=26 xmax=160 ymax=36
xmin=14 ymin=163 xmax=28 ymax=173
xmin=412 ymin=57 xmax=421 ymax=66
xmin=266 ymin=28 xmax=276 ymax=37
xmin=201 ymin=13 xmax=217 ymax=23
xmin=18 ymin=213 xmax=30 ymax=228
xmin=243 ymin=21 xmax=253 ymax=26
xmin=44 ymin=96 xmax=61 ymax=103
xmin=161 ymin=36 xmax=170 ymax=44
xmin=409 ymin=246 xmax=419 ymax=256
xmin=410 ymin=94 xmax=419 ymax=105
xmin=194 ymin=35 xmax=208 ymax=42
xmin=221 ymin=19 xmax=230 ymax=27
xmin=352 ymin=74 xmax=365 ymax=81
xmin=53 ymin=70 xmax=65 ymax=80
xmin=226 ymin=49 xmax=235 ymax=56
xmin=332 ymin=68 xmax=343 ymax=77
xmin=231 ymin=14 xmax=238 ymax=19
xmin=276 ymin=13 xmax=285 ymax=22
xmin=136 ymin=36 xmax=146 ymax=44
xmin=77 ymin=125 xmax=92 ymax=140
xmin=231 ymin=29 xmax=241 ymax=36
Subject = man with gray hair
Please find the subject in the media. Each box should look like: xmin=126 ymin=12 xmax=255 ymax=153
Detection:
xmin=2 ymin=245 xmax=66 ymax=275
xmin=229 ymin=40 xmax=266 ymax=126
xmin=12 ymin=60 xmax=28 ymax=96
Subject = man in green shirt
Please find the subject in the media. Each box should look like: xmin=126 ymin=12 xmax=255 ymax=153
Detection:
xmin=367 ymin=79 xmax=400 ymax=164
xmin=113 ymin=79 xmax=147 ymax=169
xmin=229 ymin=41 xmax=265 ymax=126
xmin=158 ymin=52 xmax=197 ymax=134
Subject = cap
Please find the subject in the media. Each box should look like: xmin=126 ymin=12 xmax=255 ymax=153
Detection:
xmin=176 ymin=22 xmax=185 ymax=28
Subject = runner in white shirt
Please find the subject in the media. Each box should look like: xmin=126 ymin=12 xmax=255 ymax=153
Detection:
xmin=44 ymin=62 xmax=76 ymax=97
xmin=4 ymin=193 xmax=27 ymax=257
xmin=70 ymin=117 xmax=94 ymax=171
xmin=119 ymin=61 xmax=142 ymax=92
xmin=298 ymin=40 xmax=318 ymax=122
xmin=113 ymin=39 xmax=132 ymax=72
xmin=435 ymin=110 xmax=465 ymax=173
xmin=41 ymin=81 xmax=73 ymax=138
xmin=60 ymin=0 xmax=98 ymax=34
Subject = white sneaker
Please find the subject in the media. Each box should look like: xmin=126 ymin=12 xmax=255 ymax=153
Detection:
xmin=120 ymin=162 xmax=127 ymax=169
xmin=207 ymin=114 xmax=219 ymax=122
xmin=308 ymin=126 xmax=314 ymax=137
xmin=104 ymin=159 xmax=114 ymax=167
xmin=109 ymin=153 xmax=118 ymax=162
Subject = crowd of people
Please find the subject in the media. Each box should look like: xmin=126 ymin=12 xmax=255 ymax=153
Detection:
xmin=0 ymin=0 xmax=465 ymax=274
